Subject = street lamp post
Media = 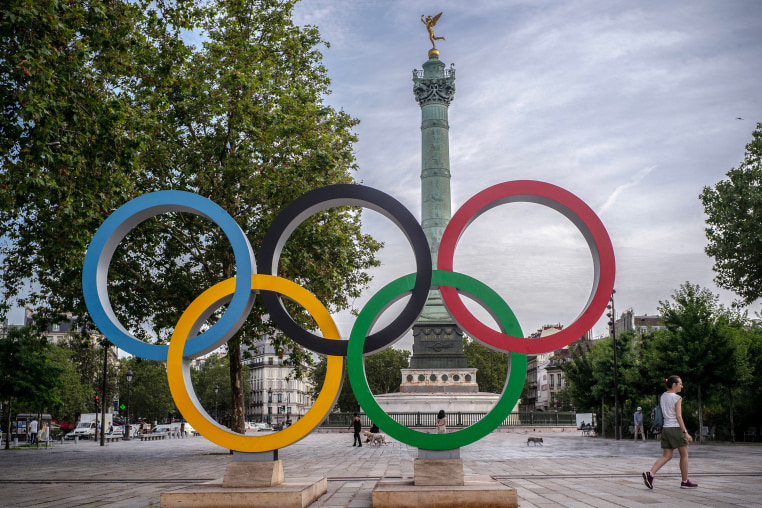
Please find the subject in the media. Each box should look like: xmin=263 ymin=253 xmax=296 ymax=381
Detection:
xmin=607 ymin=290 xmax=620 ymax=440
xmin=267 ymin=387 xmax=272 ymax=425
xmin=125 ymin=368 xmax=133 ymax=440
xmin=214 ymin=383 xmax=219 ymax=423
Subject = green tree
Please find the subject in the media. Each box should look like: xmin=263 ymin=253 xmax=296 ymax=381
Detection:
xmin=0 ymin=0 xmax=150 ymax=319
xmin=189 ymin=353 xmax=250 ymax=425
xmin=0 ymin=327 xmax=63 ymax=448
xmin=118 ymin=357 xmax=176 ymax=424
xmin=46 ymin=345 xmax=91 ymax=423
xmin=1 ymin=0 xmax=381 ymax=438
xmin=463 ymin=337 xmax=510 ymax=393
xmin=309 ymin=356 xmax=357 ymax=414
xmin=700 ymin=122 xmax=762 ymax=305
xmin=364 ymin=348 xmax=410 ymax=396
xmin=643 ymin=283 xmax=739 ymax=441
xmin=309 ymin=348 xmax=409 ymax=414
xmin=309 ymin=355 xmax=356 ymax=413
xmin=127 ymin=0 xmax=380 ymax=434
xmin=559 ymin=341 xmax=598 ymax=412
xmin=58 ymin=333 xmax=118 ymax=414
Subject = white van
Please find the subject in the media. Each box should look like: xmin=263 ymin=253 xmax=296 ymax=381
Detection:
xmin=152 ymin=422 xmax=182 ymax=435
xmin=181 ymin=422 xmax=197 ymax=437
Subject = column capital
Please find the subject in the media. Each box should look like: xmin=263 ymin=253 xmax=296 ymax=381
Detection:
xmin=413 ymin=59 xmax=456 ymax=107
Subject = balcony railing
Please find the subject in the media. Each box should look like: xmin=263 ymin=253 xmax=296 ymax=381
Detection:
xmin=412 ymin=67 xmax=456 ymax=80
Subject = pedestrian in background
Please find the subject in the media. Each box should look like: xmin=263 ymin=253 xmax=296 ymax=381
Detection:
xmin=29 ymin=418 xmax=38 ymax=445
xmin=436 ymin=410 xmax=447 ymax=434
xmin=643 ymin=376 xmax=697 ymax=490
xmin=633 ymin=407 xmax=646 ymax=441
xmin=348 ymin=413 xmax=362 ymax=447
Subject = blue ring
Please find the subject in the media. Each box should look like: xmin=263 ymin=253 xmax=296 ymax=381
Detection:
xmin=82 ymin=191 xmax=256 ymax=361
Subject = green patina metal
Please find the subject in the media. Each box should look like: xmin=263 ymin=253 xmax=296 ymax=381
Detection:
xmin=413 ymin=55 xmax=456 ymax=324
xmin=410 ymin=54 xmax=468 ymax=370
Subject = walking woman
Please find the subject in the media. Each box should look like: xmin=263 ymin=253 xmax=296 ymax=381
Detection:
xmin=642 ymin=376 xmax=697 ymax=489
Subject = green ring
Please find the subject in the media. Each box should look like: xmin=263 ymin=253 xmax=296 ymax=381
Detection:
xmin=347 ymin=270 xmax=527 ymax=450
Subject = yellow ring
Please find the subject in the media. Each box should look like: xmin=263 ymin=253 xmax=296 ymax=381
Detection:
xmin=167 ymin=275 xmax=343 ymax=452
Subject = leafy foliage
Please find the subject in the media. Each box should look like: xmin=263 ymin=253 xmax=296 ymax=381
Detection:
xmin=189 ymin=353 xmax=250 ymax=425
xmin=1 ymin=0 xmax=381 ymax=435
xmin=363 ymin=348 xmax=410 ymax=396
xmin=0 ymin=327 xmax=64 ymax=447
xmin=560 ymin=283 xmax=761 ymax=440
xmin=45 ymin=345 xmax=92 ymax=423
xmin=117 ymin=357 xmax=176 ymax=424
xmin=701 ymin=123 xmax=762 ymax=304
xmin=463 ymin=337 xmax=510 ymax=393
xmin=309 ymin=348 xmax=409 ymax=413
xmin=308 ymin=355 xmax=357 ymax=414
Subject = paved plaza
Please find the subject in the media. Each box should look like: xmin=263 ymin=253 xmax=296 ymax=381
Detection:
xmin=1 ymin=430 xmax=761 ymax=507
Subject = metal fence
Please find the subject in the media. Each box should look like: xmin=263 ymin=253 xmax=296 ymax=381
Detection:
xmin=321 ymin=411 xmax=577 ymax=428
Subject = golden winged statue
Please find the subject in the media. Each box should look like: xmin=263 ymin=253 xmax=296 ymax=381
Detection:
xmin=422 ymin=12 xmax=445 ymax=55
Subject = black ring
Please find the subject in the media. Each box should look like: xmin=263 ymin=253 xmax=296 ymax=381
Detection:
xmin=258 ymin=184 xmax=432 ymax=356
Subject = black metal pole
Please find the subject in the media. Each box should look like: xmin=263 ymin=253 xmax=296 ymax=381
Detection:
xmin=609 ymin=291 xmax=621 ymax=440
xmin=214 ymin=383 xmax=219 ymax=422
xmin=100 ymin=344 xmax=108 ymax=446
xmin=126 ymin=368 xmax=133 ymax=441
xmin=126 ymin=381 xmax=131 ymax=440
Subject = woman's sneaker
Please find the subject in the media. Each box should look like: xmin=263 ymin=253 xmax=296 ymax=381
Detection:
xmin=642 ymin=472 xmax=654 ymax=489
xmin=680 ymin=479 xmax=698 ymax=488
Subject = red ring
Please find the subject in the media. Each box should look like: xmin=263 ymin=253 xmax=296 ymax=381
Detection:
xmin=438 ymin=180 xmax=615 ymax=354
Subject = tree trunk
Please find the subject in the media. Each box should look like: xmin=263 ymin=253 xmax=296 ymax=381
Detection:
xmin=601 ymin=397 xmax=605 ymax=438
xmin=729 ymin=388 xmax=735 ymax=443
xmin=222 ymin=253 xmax=245 ymax=437
xmin=229 ymin=340 xmax=246 ymax=435
xmin=697 ymin=383 xmax=703 ymax=443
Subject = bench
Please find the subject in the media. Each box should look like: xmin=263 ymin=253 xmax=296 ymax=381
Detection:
xmin=140 ymin=432 xmax=168 ymax=441
xmin=104 ymin=435 xmax=122 ymax=443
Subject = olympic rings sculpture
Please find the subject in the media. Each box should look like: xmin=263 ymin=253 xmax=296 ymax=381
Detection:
xmin=82 ymin=181 xmax=615 ymax=452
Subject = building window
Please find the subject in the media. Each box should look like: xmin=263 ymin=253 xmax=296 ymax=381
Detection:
xmin=52 ymin=324 xmax=60 ymax=332
xmin=268 ymin=357 xmax=273 ymax=365
xmin=549 ymin=376 xmax=554 ymax=389
xmin=557 ymin=374 xmax=562 ymax=388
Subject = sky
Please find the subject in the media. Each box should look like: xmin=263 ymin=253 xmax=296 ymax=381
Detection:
xmin=289 ymin=0 xmax=762 ymax=347
xmin=6 ymin=0 xmax=762 ymax=354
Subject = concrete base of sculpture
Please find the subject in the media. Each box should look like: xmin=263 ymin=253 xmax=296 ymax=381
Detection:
xmin=221 ymin=459 xmax=285 ymax=487
xmin=161 ymin=477 xmax=327 ymax=508
xmin=371 ymin=450 xmax=516 ymax=507
xmin=414 ymin=458 xmax=464 ymax=486
xmin=372 ymin=478 xmax=517 ymax=508
xmin=161 ymin=452 xmax=326 ymax=508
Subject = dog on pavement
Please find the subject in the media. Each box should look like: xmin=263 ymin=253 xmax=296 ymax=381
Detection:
xmin=363 ymin=431 xmax=387 ymax=446
xmin=527 ymin=437 xmax=544 ymax=446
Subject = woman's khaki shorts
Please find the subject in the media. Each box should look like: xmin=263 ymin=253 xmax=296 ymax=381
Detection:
xmin=661 ymin=427 xmax=688 ymax=449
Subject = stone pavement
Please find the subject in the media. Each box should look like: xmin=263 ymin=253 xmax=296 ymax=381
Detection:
xmin=1 ymin=430 xmax=761 ymax=507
